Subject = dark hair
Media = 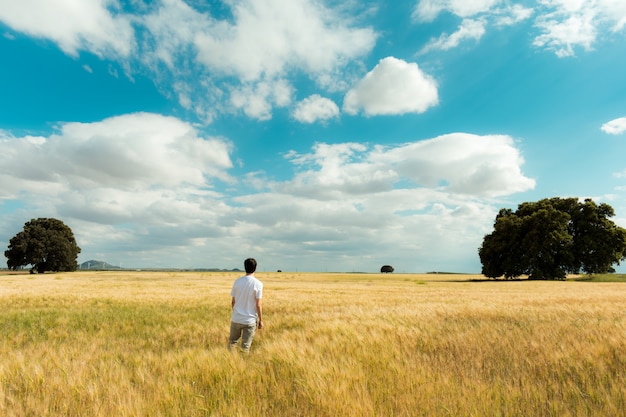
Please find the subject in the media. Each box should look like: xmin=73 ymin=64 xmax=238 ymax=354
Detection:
xmin=244 ymin=258 xmax=257 ymax=274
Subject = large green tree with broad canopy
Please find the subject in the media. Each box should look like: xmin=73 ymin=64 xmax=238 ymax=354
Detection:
xmin=5 ymin=218 xmax=81 ymax=273
xmin=479 ymin=198 xmax=626 ymax=280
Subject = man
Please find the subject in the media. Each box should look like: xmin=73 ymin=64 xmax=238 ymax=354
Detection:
xmin=229 ymin=258 xmax=264 ymax=353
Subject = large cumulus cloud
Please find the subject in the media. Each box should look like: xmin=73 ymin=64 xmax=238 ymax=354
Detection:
xmin=0 ymin=114 xmax=534 ymax=272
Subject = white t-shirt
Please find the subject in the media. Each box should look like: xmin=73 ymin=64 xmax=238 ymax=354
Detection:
xmin=230 ymin=274 xmax=263 ymax=325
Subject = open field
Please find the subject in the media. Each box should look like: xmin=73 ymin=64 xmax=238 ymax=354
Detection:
xmin=1 ymin=271 xmax=625 ymax=416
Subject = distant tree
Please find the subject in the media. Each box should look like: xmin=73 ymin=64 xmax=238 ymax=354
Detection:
xmin=381 ymin=265 xmax=394 ymax=273
xmin=5 ymin=218 xmax=81 ymax=273
xmin=479 ymin=198 xmax=626 ymax=280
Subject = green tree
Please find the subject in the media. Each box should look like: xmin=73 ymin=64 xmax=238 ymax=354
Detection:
xmin=479 ymin=198 xmax=626 ymax=280
xmin=5 ymin=218 xmax=81 ymax=273
xmin=479 ymin=209 xmax=524 ymax=279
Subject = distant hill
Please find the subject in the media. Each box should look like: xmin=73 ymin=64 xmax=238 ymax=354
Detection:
xmin=79 ymin=260 xmax=120 ymax=270
xmin=78 ymin=260 xmax=241 ymax=271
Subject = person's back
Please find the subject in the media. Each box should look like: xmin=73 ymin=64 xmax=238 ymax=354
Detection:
xmin=228 ymin=258 xmax=263 ymax=352
xmin=231 ymin=274 xmax=262 ymax=325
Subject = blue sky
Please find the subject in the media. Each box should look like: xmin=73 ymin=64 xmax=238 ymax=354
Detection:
xmin=1 ymin=0 xmax=626 ymax=273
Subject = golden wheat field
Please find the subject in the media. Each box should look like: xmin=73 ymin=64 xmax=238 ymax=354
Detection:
xmin=0 ymin=270 xmax=625 ymax=417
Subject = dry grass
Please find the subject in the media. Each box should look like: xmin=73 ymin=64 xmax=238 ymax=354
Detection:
xmin=1 ymin=271 xmax=625 ymax=416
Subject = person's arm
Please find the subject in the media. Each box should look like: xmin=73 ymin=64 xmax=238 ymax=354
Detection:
xmin=256 ymin=298 xmax=263 ymax=329
xmin=231 ymin=297 xmax=235 ymax=309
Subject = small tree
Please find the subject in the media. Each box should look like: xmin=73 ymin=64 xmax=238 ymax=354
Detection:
xmin=479 ymin=198 xmax=626 ymax=280
xmin=5 ymin=218 xmax=81 ymax=273
xmin=381 ymin=265 xmax=394 ymax=273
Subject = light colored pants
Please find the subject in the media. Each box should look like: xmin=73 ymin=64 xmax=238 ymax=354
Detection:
xmin=229 ymin=321 xmax=257 ymax=352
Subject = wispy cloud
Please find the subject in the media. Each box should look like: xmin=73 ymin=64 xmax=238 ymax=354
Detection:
xmin=413 ymin=1 xmax=532 ymax=53
xmin=602 ymin=117 xmax=626 ymax=135
xmin=532 ymin=1 xmax=626 ymax=56
xmin=413 ymin=0 xmax=625 ymax=56
xmin=420 ymin=18 xmax=486 ymax=53
xmin=533 ymin=4 xmax=597 ymax=57
xmin=413 ymin=0 xmax=501 ymax=22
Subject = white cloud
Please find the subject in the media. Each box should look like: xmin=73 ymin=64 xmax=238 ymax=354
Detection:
xmin=0 ymin=113 xmax=233 ymax=200
xmin=0 ymin=112 xmax=237 ymax=267
xmin=602 ymin=117 xmax=626 ymax=135
xmin=372 ymin=133 xmax=535 ymax=197
xmin=412 ymin=0 xmax=625 ymax=56
xmin=532 ymin=0 xmax=626 ymax=57
xmin=230 ymin=79 xmax=293 ymax=120
xmin=421 ymin=18 xmax=487 ymax=53
xmin=193 ymin=0 xmax=376 ymax=81
xmin=227 ymin=185 xmax=499 ymax=272
xmin=233 ymin=133 xmax=534 ymax=271
xmin=280 ymin=133 xmax=534 ymax=198
xmin=219 ymin=133 xmax=534 ymax=271
xmin=0 ymin=119 xmax=535 ymax=272
xmin=0 ymin=0 xmax=134 ymax=58
xmin=493 ymin=4 xmax=534 ymax=26
xmin=412 ymin=1 xmax=532 ymax=53
xmin=533 ymin=5 xmax=597 ymax=57
xmin=343 ymin=57 xmax=439 ymax=116
xmin=188 ymin=0 xmax=375 ymax=120
xmin=0 ymin=0 xmax=376 ymax=123
xmin=413 ymin=0 xmax=502 ymax=22
xmin=292 ymin=95 xmax=340 ymax=124
xmin=281 ymin=142 xmax=390 ymax=197
xmin=139 ymin=0 xmax=207 ymax=70
xmin=601 ymin=0 xmax=626 ymax=31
